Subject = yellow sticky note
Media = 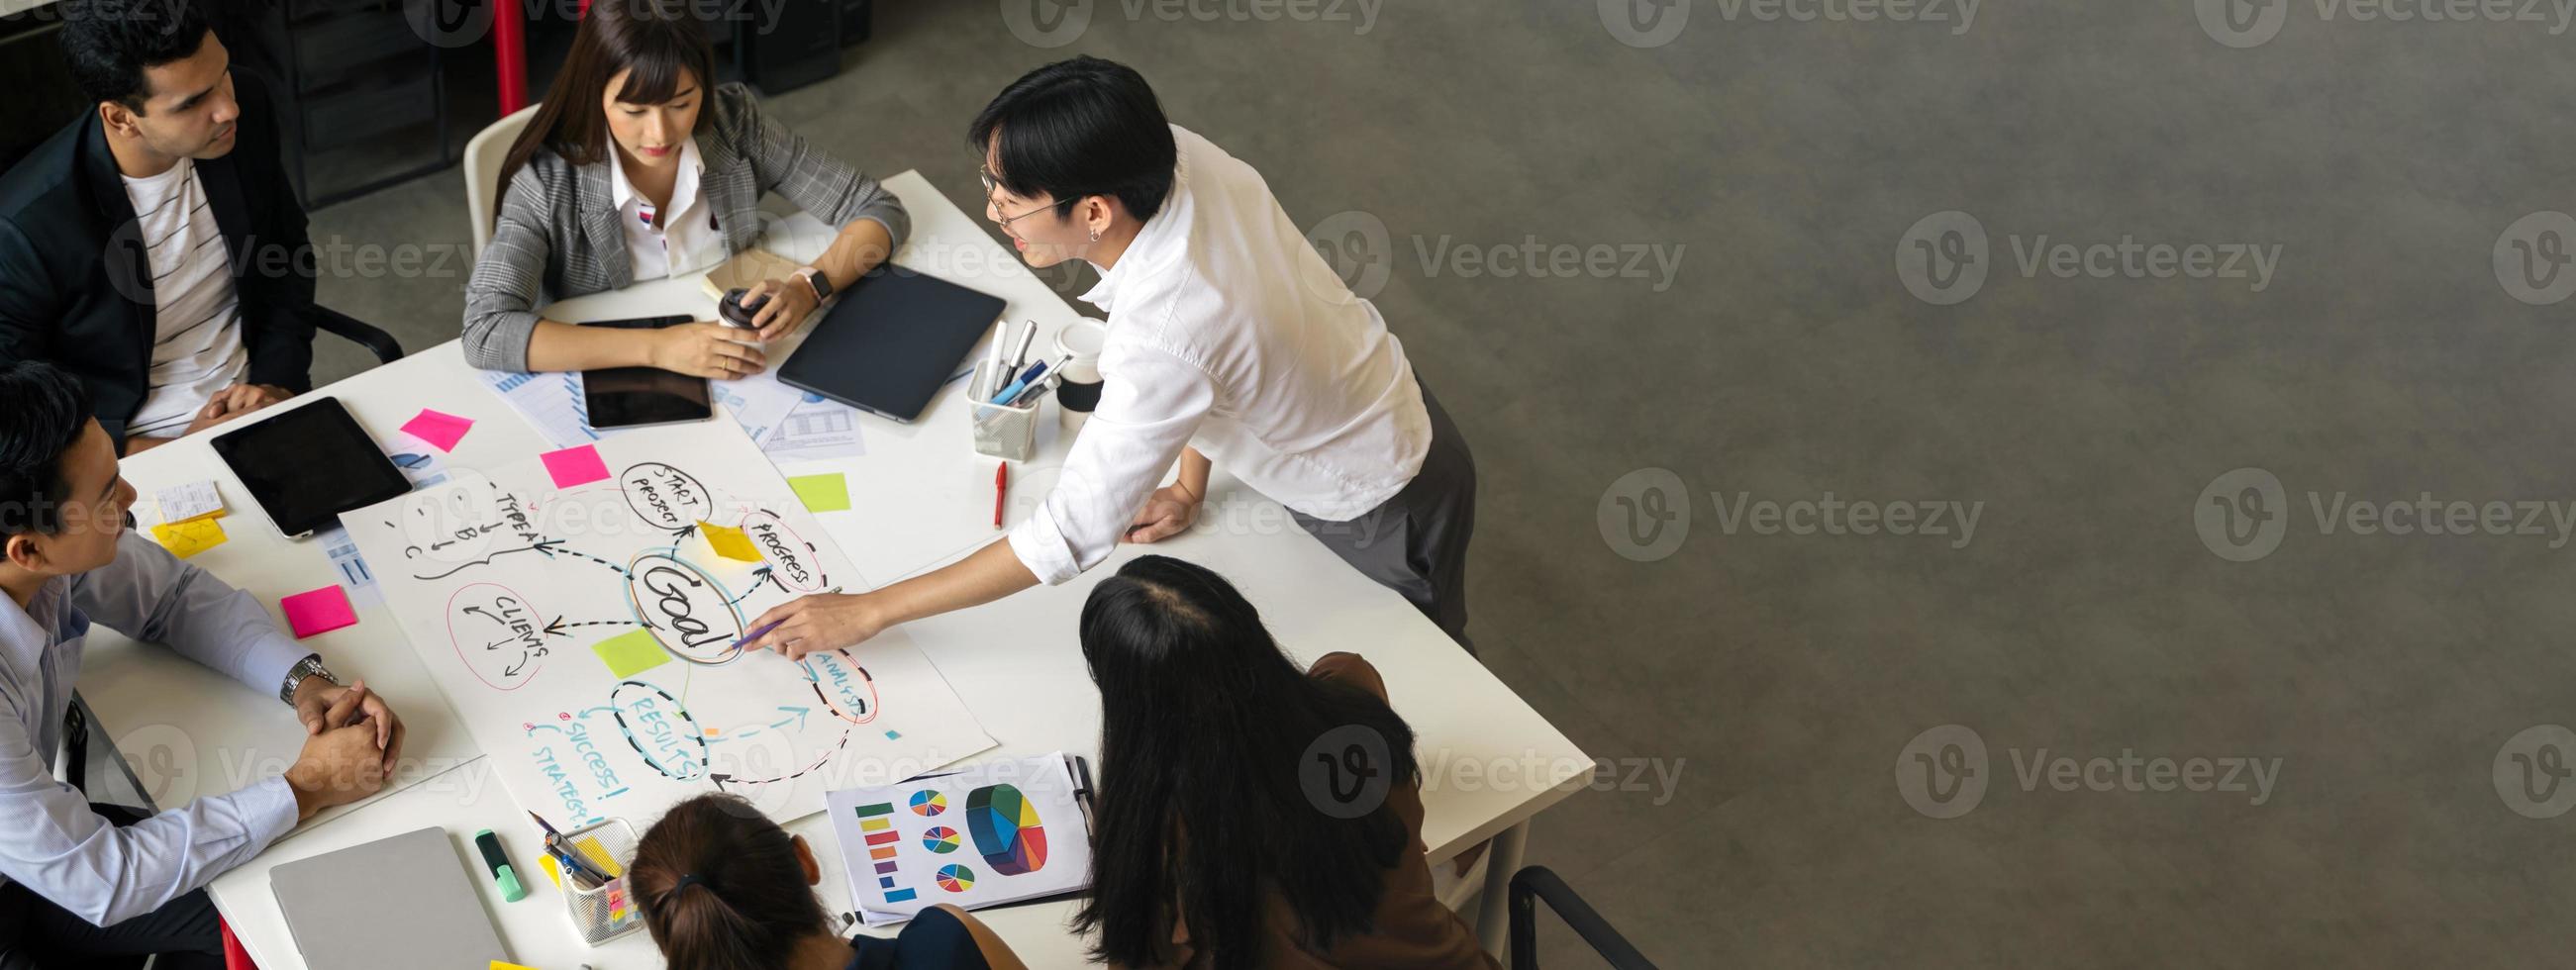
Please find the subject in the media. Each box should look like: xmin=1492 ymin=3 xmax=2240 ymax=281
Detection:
xmin=699 ymin=521 xmax=760 ymax=562
xmin=590 ymin=630 xmax=672 ymax=680
xmin=787 ymin=473 xmax=849 ymax=513
xmin=575 ymin=836 xmax=624 ymax=878
xmin=150 ymin=518 xmax=227 ymax=558
xmin=490 ymin=963 xmax=542 ymax=970
xmin=539 ymin=853 xmax=562 ymax=888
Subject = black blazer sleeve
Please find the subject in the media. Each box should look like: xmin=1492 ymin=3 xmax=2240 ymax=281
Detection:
xmin=228 ymin=73 xmax=317 ymax=392
xmin=0 ymin=217 xmax=55 ymax=366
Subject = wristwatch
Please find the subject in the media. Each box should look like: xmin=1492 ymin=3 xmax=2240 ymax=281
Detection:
xmin=793 ymin=265 xmax=834 ymax=302
xmin=279 ymin=654 xmax=341 ymax=707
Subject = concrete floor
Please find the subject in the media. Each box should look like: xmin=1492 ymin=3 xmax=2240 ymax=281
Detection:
xmin=294 ymin=2 xmax=2576 ymax=966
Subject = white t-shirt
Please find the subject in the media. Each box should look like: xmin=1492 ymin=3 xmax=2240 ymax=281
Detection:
xmin=608 ymin=139 xmax=727 ymax=281
xmin=121 ymin=158 xmax=248 ymax=438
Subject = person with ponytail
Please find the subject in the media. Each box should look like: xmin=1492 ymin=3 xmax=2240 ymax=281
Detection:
xmin=1075 ymin=555 xmax=1496 ymax=969
xmin=632 ymin=794 xmax=1028 ymax=970
xmin=461 ymin=0 xmax=907 ymax=379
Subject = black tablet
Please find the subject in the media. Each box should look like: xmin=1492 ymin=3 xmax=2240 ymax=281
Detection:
xmin=577 ymin=314 xmax=715 ymax=430
xmin=209 ymin=396 xmax=411 ymax=538
xmin=584 ymin=366 xmax=713 ymax=429
xmin=777 ymin=265 xmax=1005 ymax=423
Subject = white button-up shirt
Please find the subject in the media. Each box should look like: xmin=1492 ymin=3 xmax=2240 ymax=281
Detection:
xmin=1006 ymin=126 xmax=1431 ymax=586
xmin=0 ymin=533 xmax=308 ymax=926
xmin=609 ymin=138 xmax=727 ymax=282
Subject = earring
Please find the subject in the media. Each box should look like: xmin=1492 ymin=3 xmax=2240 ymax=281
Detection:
xmin=1090 ymin=228 xmax=1101 ymax=242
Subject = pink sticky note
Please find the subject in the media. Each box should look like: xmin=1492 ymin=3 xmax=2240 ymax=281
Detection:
xmin=541 ymin=444 xmax=611 ymax=489
xmin=399 ymin=409 xmax=474 ymax=452
xmin=280 ymin=586 xmax=357 ymax=639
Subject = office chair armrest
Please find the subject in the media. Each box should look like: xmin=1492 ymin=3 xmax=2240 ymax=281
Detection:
xmin=1509 ymin=866 xmax=1657 ymax=970
xmin=312 ymin=305 xmax=404 ymax=363
xmin=59 ymin=698 xmax=88 ymax=793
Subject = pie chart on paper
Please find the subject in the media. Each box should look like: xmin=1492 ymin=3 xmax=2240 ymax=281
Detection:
xmin=921 ymin=826 xmax=962 ymax=854
xmin=935 ymin=864 xmax=975 ymax=893
xmin=910 ymin=790 xmax=946 ymax=817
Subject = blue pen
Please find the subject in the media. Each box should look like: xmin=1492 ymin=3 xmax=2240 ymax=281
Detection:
xmin=987 ymin=360 xmax=1053 ymax=406
xmin=1009 ymin=372 xmax=1061 ymax=408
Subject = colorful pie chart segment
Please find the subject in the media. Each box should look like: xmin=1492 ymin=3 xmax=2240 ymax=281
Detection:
xmin=910 ymin=790 xmax=947 ymax=817
xmin=965 ymin=784 xmax=1047 ymax=876
xmin=935 ymin=864 xmax=975 ymax=893
xmin=922 ymin=826 xmax=962 ymax=854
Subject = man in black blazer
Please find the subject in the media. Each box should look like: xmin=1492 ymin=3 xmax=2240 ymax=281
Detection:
xmin=0 ymin=0 xmax=318 ymax=454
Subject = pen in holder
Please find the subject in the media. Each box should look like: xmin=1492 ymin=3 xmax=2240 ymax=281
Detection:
xmin=968 ymin=360 xmax=1040 ymax=462
xmin=557 ymin=818 xmax=644 ymax=946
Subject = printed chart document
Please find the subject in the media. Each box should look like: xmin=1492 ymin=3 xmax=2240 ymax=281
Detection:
xmin=828 ymin=753 xmax=1093 ymax=926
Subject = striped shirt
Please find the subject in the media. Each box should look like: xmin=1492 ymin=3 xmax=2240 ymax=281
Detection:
xmin=120 ymin=158 xmax=248 ymax=437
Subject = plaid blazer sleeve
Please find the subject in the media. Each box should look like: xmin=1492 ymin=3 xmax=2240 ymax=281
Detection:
xmin=721 ymin=83 xmax=910 ymax=253
xmin=462 ymin=164 xmax=562 ymax=372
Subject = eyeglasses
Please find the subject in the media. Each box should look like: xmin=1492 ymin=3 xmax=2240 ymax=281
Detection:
xmin=980 ymin=167 xmax=1073 ymax=229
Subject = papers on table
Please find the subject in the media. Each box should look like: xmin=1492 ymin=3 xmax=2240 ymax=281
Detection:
xmin=398 ymin=409 xmax=475 ymax=452
xmin=763 ymin=394 xmax=865 ymax=463
xmin=478 ymin=370 xmax=600 ymax=450
xmin=830 ymin=753 xmax=1094 ymax=926
xmin=150 ymin=518 xmax=227 ymax=557
xmin=709 ymin=367 xmax=805 ymax=445
xmin=154 ymin=480 xmax=225 ymax=524
xmin=315 ymin=525 xmax=384 ymax=609
xmin=476 ymin=365 xmax=860 ymax=464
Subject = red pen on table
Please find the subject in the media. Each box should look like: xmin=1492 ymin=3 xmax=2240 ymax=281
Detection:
xmin=993 ymin=462 xmax=1009 ymax=530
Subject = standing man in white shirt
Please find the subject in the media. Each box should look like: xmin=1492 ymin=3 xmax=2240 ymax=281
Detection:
xmin=744 ymin=56 xmax=1479 ymax=657
xmin=0 ymin=361 xmax=402 ymax=969
xmin=0 ymin=0 xmax=334 ymax=453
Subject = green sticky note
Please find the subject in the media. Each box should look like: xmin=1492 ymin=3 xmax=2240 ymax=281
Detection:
xmin=591 ymin=630 xmax=672 ymax=679
xmin=788 ymin=473 xmax=849 ymax=513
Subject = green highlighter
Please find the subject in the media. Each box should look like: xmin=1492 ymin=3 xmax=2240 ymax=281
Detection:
xmin=474 ymin=829 xmax=529 ymax=902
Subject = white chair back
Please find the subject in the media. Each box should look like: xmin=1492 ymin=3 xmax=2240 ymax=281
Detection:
xmin=463 ymin=104 xmax=543 ymax=257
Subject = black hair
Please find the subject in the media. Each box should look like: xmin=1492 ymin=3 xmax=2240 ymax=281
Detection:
xmin=0 ymin=361 xmax=97 ymax=538
xmin=1073 ymin=555 xmax=1418 ymax=967
xmin=59 ymin=0 xmax=212 ymax=113
xmin=495 ymin=0 xmax=719 ymax=217
xmin=632 ymin=794 xmax=833 ymax=970
xmin=968 ymin=55 xmax=1178 ymax=224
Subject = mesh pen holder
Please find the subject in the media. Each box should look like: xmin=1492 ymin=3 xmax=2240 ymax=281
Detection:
xmin=558 ymin=818 xmax=645 ymax=946
xmin=968 ymin=360 xmax=1040 ymax=462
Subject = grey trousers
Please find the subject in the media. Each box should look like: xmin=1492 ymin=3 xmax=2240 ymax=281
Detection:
xmin=0 ymin=805 xmax=224 ymax=970
xmin=1293 ymin=379 xmax=1478 ymax=653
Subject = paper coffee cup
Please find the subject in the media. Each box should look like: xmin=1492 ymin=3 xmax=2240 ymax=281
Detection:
xmin=1054 ymin=320 xmax=1108 ymax=433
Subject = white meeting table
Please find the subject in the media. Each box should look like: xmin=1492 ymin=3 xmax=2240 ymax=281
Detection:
xmin=75 ymin=171 xmax=1591 ymax=968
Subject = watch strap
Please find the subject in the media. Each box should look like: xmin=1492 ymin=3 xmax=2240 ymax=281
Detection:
xmin=794 ymin=266 xmax=832 ymax=301
xmin=279 ymin=654 xmax=336 ymax=707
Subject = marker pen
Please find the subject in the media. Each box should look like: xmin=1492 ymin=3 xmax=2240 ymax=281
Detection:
xmin=475 ymin=828 xmax=528 ymax=902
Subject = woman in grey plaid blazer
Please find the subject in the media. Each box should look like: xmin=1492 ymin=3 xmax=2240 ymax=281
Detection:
xmin=462 ymin=0 xmax=907 ymax=378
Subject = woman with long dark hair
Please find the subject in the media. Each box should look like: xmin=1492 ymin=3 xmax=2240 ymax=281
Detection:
xmin=632 ymin=794 xmax=1029 ymax=970
xmin=460 ymin=0 xmax=907 ymax=379
xmin=1076 ymin=555 xmax=1496 ymax=969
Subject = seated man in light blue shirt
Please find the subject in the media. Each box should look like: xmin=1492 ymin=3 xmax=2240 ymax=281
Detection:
xmin=0 ymin=360 xmax=402 ymax=969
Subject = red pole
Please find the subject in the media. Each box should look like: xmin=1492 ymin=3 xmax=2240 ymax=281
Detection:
xmin=495 ymin=0 xmax=528 ymax=114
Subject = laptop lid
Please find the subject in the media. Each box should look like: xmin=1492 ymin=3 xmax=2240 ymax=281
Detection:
xmin=776 ymin=265 xmax=1005 ymax=423
xmin=271 ymin=826 xmax=512 ymax=970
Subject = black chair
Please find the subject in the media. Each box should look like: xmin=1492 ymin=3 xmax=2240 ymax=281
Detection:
xmin=1509 ymin=866 xmax=1659 ymax=970
xmin=59 ymin=696 xmax=90 ymax=795
xmin=315 ymin=305 xmax=405 ymax=365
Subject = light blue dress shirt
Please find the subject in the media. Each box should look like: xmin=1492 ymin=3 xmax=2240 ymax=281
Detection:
xmin=0 ymin=533 xmax=308 ymax=926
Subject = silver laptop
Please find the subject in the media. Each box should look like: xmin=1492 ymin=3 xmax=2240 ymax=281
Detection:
xmin=271 ymin=826 xmax=512 ymax=970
